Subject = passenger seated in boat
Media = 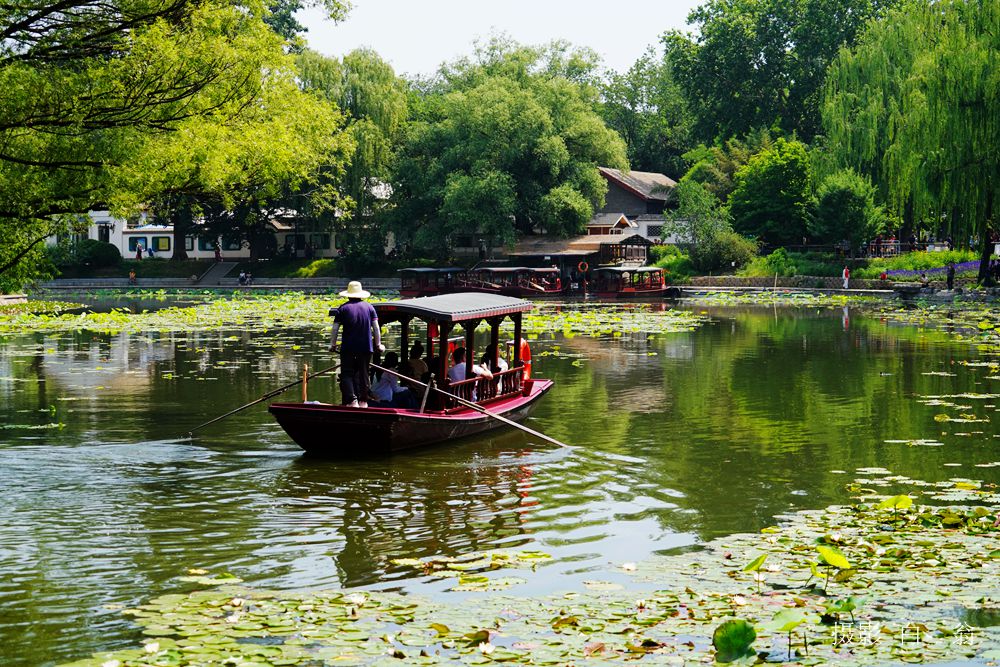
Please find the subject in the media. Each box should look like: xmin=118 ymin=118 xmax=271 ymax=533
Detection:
xmin=447 ymin=347 xmax=493 ymax=401
xmin=404 ymin=341 xmax=428 ymax=379
xmin=371 ymin=352 xmax=416 ymax=408
xmin=480 ymin=344 xmax=508 ymax=373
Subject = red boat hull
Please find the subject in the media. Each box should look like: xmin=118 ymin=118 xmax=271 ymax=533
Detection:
xmin=268 ymin=379 xmax=554 ymax=455
xmin=590 ymin=286 xmax=681 ymax=299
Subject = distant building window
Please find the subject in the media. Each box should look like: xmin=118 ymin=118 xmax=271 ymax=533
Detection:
xmin=284 ymin=234 xmax=306 ymax=249
xmin=452 ymin=235 xmax=474 ymax=248
xmin=310 ymin=233 xmax=331 ymax=250
xmin=223 ymin=239 xmax=242 ymax=251
xmin=185 ymin=236 xmax=195 ymax=251
xmin=128 ymin=237 xmax=148 ymax=252
xmin=198 ymin=238 xmax=215 ymax=251
xmin=647 ymin=225 xmax=663 ymax=238
xmin=153 ymin=236 xmax=171 ymax=252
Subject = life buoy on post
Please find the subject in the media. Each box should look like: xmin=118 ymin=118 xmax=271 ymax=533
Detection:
xmin=577 ymin=261 xmax=589 ymax=274
xmin=520 ymin=338 xmax=532 ymax=380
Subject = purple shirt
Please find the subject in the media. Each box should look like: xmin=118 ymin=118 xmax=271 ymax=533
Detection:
xmin=334 ymin=300 xmax=378 ymax=353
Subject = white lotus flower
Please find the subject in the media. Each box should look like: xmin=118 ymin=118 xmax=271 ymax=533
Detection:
xmin=622 ymin=562 xmax=637 ymax=572
xmin=144 ymin=642 xmax=159 ymax=654
xmin=479 ymin=642 xmax=495 ymax=655
xmin=345 ymin=592 xmax=367 ymax=605
xmin=102 ymin=661 xmax=121 ymax=667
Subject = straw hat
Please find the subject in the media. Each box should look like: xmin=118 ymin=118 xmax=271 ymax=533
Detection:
xmin=339 ymin=280 xmax=370 ymax=299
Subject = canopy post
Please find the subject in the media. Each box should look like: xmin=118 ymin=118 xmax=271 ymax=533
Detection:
xmin=489 ymin=317 xmax=500 ymax=357
xmin=464 ymin=320 xmax=477 ymax=379
xmin=513 ymin=313 xmax=522 ymax=368
xmin=438 ymin=322 xmax=451 ymax=380
xmin=400 ymin=317 xmax=410 ymax=360
xmin=426 ymin=321 xmax=434 ymax=363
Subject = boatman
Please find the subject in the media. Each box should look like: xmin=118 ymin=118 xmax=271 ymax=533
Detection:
xmin=329 ymin=281 xmax=384 ymax=408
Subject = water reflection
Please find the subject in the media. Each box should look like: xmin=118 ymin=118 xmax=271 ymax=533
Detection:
xmin=2 ymin=305 xmax=1000 ymax=666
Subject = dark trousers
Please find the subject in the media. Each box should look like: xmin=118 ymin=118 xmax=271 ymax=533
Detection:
xmin=340 ymin=351 xmax=372 ymax=404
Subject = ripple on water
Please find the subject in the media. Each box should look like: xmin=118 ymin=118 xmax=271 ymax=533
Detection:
xmin=3 ymin=307 xmax=1000 ymax=666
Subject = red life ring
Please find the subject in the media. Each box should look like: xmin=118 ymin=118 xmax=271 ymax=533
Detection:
xmin=577 ymin=261 xmax=589 ymax=273
xmin=519 ymin=338 xmax=532 ymax=380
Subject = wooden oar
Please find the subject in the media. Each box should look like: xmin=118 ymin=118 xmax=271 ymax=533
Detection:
xmin=187 ymin=363 xmax=340 ymax=436
xmin=370 ymin=362 xmax=571 ymax=449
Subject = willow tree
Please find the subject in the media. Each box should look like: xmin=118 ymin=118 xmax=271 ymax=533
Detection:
xmin=823 ymin=0 xmax=999 ymax=279
xmin=295 ymin=49 xmax=408 ymax=256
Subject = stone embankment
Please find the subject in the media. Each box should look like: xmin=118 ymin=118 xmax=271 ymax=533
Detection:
xmin=34 ymin=277 xmax=398 ymax=292
xmin=681 ymin=275 xmax=997 ymax=301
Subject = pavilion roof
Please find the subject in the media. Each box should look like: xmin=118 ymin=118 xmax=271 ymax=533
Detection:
xmin=375 ymin=293 xmax=533 ymax=323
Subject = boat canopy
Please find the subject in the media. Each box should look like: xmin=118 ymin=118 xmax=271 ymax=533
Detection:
xmin=472 ymin=266 xmax=528 ymax=273
xmin=375 ymin=293 xmax=533 ymax=323
xmin=397 ymin=267 xmax=465 ymax=274
xmin=593 ymin=266 xmax=662 ymax=273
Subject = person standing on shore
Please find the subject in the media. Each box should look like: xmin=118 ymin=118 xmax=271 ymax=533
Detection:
xmin=947 ymin=263 xmax=956 ymax=290
xmin=842 ymin=266 xmax=850 ymax=290
xmin=329 ymin=281 xmax=383 ymax=408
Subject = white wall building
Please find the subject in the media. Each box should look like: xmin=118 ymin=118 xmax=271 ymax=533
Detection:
xmin=52 ymin=211 xmax=341 ymax=259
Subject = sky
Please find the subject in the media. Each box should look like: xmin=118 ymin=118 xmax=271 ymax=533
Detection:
xmin=298 ymin=0 xmax=704 ymax=78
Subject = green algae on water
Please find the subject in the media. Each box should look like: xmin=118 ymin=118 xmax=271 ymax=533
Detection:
xmin=61 ymin=487 xmax=1000 ymax=666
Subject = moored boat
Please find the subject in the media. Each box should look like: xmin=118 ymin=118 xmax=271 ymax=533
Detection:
xmin=589 ymin=266 xmax=679 ymax=299
xmin=398 ymin=267 xmax=465 ymax=297
xmin=269 ymin=293 xmax=553 ymax=455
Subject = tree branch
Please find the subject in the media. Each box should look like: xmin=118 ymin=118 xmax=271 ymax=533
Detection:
xmin=0 ymin=232 xmax=49 ymax=277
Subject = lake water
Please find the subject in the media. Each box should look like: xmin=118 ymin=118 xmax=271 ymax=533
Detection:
xmin=2 ymin=300 xmax=999 ymax=665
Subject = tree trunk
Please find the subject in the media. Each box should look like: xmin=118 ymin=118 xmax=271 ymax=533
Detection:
xmin=978 ymin=191 xmax=994 ymax=284
xmin=171 ymin=197 xmax=192 ymax=261
xmin=0 ymin=234 xmax=48 ymax=277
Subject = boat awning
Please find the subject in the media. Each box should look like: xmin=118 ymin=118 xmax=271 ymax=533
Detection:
xmin=594 ymin=266 xmax=662 ymax=273
xmin=376 ymin=293 xmax=533 ymax=323
xmin=397 ymin=267 xmax=464 ymax=274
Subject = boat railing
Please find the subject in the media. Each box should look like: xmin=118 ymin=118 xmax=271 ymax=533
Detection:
xmin=442 ymin=366 xmax=524 ymax=411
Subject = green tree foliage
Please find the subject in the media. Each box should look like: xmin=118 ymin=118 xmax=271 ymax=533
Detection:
xmin=296 ymin=48 xmax=408 ymax=250
xmin=729 ymin=138 xmax=813 ymax=245
xmin=665 ymin=180 xmax=759 ymax=271
xmin=600 ymin=48 xmax=693 ymax=177
xmin=263 ymin=0 xmax=351 ymax=45
xmin=0 ymin=0 xmax=351 ymax=285
xmin=664 ymin=0 xmax=899 ymax=142
xmin=436 ymin=36 xmax=605 ymax=94
xmin=391 ymin=40 xmax=627 ymax=252
xmin=680 ymin=130 xmax=775 ymax=203
xmin=811 ymin=169 xmax=882 ymax=246
xmin=112 ymin=69 xmax=353 ymax=261
xmin=823 ymin=0 xmax=998 ymax=278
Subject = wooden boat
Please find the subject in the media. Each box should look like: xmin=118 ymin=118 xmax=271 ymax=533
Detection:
xmin=398 ymin=267 xmax=465 ymax=298
xmin=589 ymin=266 xmax=680 ymax=299
xmin=515 ymin=267 xmax=568 ymax=297
xmin=456 ymin=267 xmax=568 ymax=298
xmin=269 ymin=293 xmax=553 ymax=455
